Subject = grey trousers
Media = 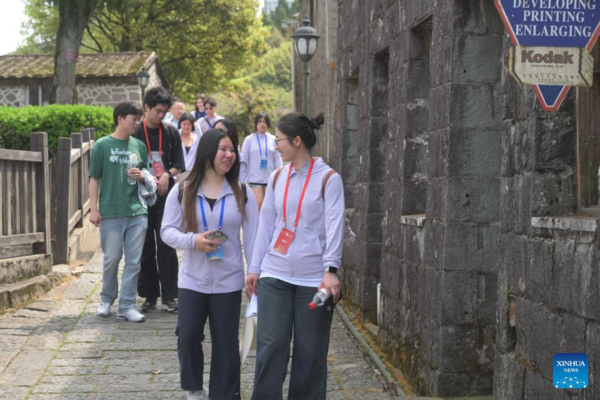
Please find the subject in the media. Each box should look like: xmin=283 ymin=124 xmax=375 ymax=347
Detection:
xmin=251 ymin=278 xmax=334 ymax=400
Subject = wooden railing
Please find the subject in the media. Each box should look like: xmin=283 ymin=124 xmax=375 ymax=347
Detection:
xmin=0 ymin=132 xmax=51 ymax=256
xmin=54 ymin=128 xmax=95 ymax=264
xmin=0 ymin=129 xmax=96 ymax=265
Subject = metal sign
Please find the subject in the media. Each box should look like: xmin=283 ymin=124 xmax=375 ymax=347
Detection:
xmin=495 ymin=0 xmax=600 ymax=111
xmin=509 ymin=46 xmax=594 ymax=86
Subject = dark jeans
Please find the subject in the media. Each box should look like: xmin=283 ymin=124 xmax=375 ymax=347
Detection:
xmin=176 ymin=288 xmax=242 ymax=399
xmin=251 ymin=278 xmax=334 ymax=400
xmin=137 ymin=194 xmax=179 ymax=301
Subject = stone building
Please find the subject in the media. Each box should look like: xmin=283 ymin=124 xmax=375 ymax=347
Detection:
xmin=297 ymin=0 xmax=600 ymax=398
xmin=0 ymin=51 xmax=167 ymax=107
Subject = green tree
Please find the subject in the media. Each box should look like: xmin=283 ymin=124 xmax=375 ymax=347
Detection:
xmin=19 ymin=0 xmax=267 ymax=101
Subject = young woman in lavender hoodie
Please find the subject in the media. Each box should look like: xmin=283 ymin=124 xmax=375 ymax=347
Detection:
xmin=247 ymin=112 xmax=345 ymax=400
xmin=161 ymin=129 xmax=259 ymax=400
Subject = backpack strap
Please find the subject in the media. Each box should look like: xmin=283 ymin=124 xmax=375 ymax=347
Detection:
xmin=322 ymin=170 xmax=337 ymax=199
xmin=241 ymin=182 xmax=248 ymax=204
xmin=272 ymin=167 xmax=284 ymax=191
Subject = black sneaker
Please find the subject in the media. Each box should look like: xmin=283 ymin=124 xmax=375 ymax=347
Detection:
xmin=140 ymin=297 xmax=157 ymax=312
xmin=163 ymin=299 xmax=178 ymax=313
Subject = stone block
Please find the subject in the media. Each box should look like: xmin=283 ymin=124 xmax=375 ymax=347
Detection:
xmin=446 ymin=177 xmax=472 ymax=223
xmin=532 ymin=116 xmax=576 ymax=174
xmin=450 ymin=83 xmax=502 ymax=129
xmin=402 ymin=177 xmax=427 ymax=215
xmin=523 ymin=368 xmax=572 ymax=400
xmin=453 ymin=0 xmax=505 ymax=35
xmin=531 ymin=172 xmax=577 ymax=217
xmin=471 ymin=178 xmax=500 ymax=223
xmin=425 ymin=177 xmax=446 ymax=222
xmin=500 ymin=174 xmax=532 ymax=236
xmin=427 ymin=128 xmax=449 ymax=178
xmin=477 ymin=272 xmax=498 ymax=325
xmin=429 ymin=84 xmax=451 ymax=131
xmin=451 ymin=35 xmax=503 ymax=83
xmin=525 ymin=238 xmax=554 ymax=304
xmin=440 ymin=270 xmax=476 ymax=325
xmin=586 ymin=321 xmax=600 ymax=400
xmin=423 ymin=220 xmax=444 ymax=269
xmin=570 ymin=244 xmax=600 ymax=320
xmin=0 ymin=254 xmax=53 ymax=286
xmin=447 ymin=127 xmax=502 ymax=177
xmin=404 ymin=140 xmax=428 ymax=178
xmin=443 ymin=223 xmax=499 ymax=272
xmin=403 ymin=224 xmax=425 ymax=266
xmin=495 ymin=291 xmax=517 ymax=354
xmin=416 ymin=264 xmax=442 ymax=322
xmin=414 ymin=313 xmax=441 ymax=368
xmin=515 ymin=297 xmax=563 ymax=379
xmin=367 ymin=182 xmax=386 ymax=213
xmin=551 ymin=238 xmax=576 ymax=312
xmin=493 ymin=353 xmax=525 ymax=400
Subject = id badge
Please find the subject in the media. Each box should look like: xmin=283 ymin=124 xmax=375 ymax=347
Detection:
xmin=274 ymin=227 xmax=295 ymax=255
xmin=151 ymin=161 xmax=165 ymax=177
xmin=260 ymin=159 xmax=268 ymax=170
xmin=206 ymin=245 xmax=224 ymax=261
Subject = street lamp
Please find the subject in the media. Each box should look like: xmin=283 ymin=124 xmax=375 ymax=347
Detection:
xmin=292 ymin=17 xmax=320 ymax=115
xmin=137 ymin=67 xmax=150 ymax=102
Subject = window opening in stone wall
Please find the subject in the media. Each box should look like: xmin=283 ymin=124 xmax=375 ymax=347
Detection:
xmin=403 ymin=17 xmax=432 ymax=216
xmin=577 ymin=43 xmax=600 ymax=214
xmin=343 ymin=73 xmax=359 ymax=209
xmin=27 ymin=84 xmax=51 ymax=106
xmin=367 ymin=50 xmax=389 ymax=323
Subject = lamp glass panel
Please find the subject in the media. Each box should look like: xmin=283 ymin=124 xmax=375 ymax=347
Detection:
xmin=296 ymin=38 xmax=308 ymax=56
xmin=308 ymin=38 xmax=317 ymax=56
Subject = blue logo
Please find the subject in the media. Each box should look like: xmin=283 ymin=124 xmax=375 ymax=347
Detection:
xmin=553 ymin=353 xmax=588 ymax=389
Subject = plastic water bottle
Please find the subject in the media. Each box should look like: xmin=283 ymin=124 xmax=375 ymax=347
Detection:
xmin=126 ymin=158 xmax=138 ymax=185
xmin=308 ymin=288 xmax=330 ymax=310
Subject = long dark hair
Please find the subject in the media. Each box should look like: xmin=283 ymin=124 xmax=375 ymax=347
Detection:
xmin=194 ymin=94 xmax=206 ymax=121
xmin=182 ymin=129 xmax=246 ymax=232
xmin=215 ymin=118 xmax=240 ymax=149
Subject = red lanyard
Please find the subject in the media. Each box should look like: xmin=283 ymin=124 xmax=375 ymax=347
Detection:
xmin=282 ymin=159 xmax=315 ymax=231
xmin=143 ymin=120 xmax=162 ymax=158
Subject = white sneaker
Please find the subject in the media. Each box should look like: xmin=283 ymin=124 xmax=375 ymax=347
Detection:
xmin=117 ymin=308 xmax=145 ymax=322
xmin=97 ymin=302 xmax=111 ymax=317
xmin=186 ymin=389 xmax=209 ymax=400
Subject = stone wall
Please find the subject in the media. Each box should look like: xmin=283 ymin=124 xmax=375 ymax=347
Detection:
xmin=77 ymin=82 xmax=142 ymax=106
xmin=494 ymin=34 xmax=599 ymax=399
xmin=0 ymin=86 xmax=26 ymax=107
xmin=321 ymin=0 xmax=600 ymax=397
xmin=332 ymin=0 xmax=505 ymax=396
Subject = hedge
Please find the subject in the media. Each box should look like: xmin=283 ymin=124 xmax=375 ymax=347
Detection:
xmin=0 ymin=105 xmax=114 ymax=154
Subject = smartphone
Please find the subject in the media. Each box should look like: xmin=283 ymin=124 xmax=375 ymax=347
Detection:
xmin=206 ymin=230 xmax=229 ymax=244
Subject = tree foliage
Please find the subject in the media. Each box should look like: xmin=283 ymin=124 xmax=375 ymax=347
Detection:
xmin=19 ymin=0 xmax=268 ymax=100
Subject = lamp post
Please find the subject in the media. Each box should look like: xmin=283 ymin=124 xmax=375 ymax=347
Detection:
xmin=137 ymin=67 xmax=150 ymax=102
xmin=292 ymin=17 xmax=320 ymax=115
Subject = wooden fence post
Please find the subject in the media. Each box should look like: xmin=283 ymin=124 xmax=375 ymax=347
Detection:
xmin=30 ymin=132 xmax=51 ymax=256
xmin=71 ymin=132 xmax=84 ymax=228
xmin=55 ymin=137 xmax=72 ymax=264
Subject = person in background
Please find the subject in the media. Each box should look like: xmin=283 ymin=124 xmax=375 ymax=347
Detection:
xmin=192 ymin=94 xmax=207 ymax=123
xmin=240 ymin=112 xmax=282 ymax=210
xmin=197 ymin=97 xmax=223 ymax=134
xmin=178 ymin=112 xmax=200 ymax=179
xmin=247 ymin=112 xmax=345 ymax=400
xmin=89 ymin=102 xmax=149 ymax=323
xmin=161 ymin=129 xmax=259 ymax=400
xmin=214 ymin=118 xmax=247 ymax=184
xmin=166 ymin=99 xmax=186 ymax=129
xmin=134 ymin=87 xmax=185 ymax=313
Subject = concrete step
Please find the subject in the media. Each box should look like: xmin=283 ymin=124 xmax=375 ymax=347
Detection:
xmin=0 ymin=271 xmax=66 ymax=312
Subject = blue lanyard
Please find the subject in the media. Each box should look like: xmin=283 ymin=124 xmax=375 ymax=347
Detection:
xmin=255 ymin=133 xmax=268 ymax=159
xmin=206 ymin=117 xmax=216 ymax=129
xmin=199 ymin=196 xmax=226 ymax=231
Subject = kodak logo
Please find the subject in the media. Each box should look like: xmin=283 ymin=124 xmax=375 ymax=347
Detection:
xmin=521 ymin=50 xmax=574 ymax=64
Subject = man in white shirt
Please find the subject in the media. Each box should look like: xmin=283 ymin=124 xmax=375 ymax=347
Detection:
xmin=165 ymin=99 xmax=185 ymax=129
xmin=197 ymin=97 xmax=223 ymax=134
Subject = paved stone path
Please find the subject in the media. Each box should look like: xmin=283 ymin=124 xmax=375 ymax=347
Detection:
xmin=0 ymin=249 xmax=399 ymax=399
